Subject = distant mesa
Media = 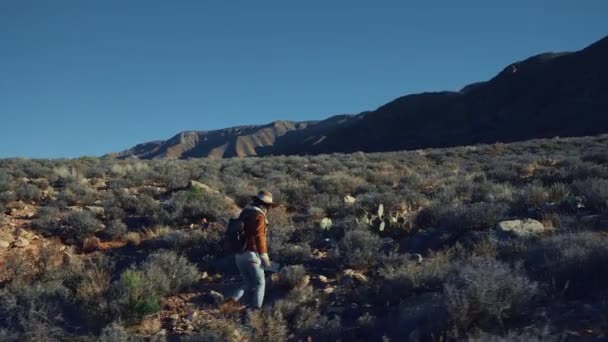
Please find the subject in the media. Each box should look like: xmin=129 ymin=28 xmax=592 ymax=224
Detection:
xmin=108 ymin=34 xmax=608 ymax=159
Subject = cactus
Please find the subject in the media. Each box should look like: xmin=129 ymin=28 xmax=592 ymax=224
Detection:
xmin=320 ymin=217 xmax=333 ymax=230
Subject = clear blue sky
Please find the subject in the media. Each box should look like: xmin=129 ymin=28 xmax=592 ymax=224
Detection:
xmin=1 ymin=1 xmax=607 ymax=158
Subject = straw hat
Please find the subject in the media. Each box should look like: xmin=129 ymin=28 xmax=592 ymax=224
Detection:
xmin=253 ymin=190 xmax=274 ymax=205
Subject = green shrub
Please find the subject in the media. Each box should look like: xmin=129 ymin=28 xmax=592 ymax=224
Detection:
xmin=113 ymin=269 xmax=160 ymax=324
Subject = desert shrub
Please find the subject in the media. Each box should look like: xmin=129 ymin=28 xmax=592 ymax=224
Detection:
xmin=123 ymin=232 xmax=141 ymax=246
xmin=99 ymin=322 xmax=139 ymax=342
xmin=517 ymin=184 xmax=548 ymax=209
xmin=525 ymin=232 xmax=608 ymax=297
xmin=468 ymin=327 xmax=561 ymax=342
xmin=334 ymin=229 xmax=382 ymax=269
xmin=414 ymin=204 xmax=449 ymax=229
xmin=378 ymin=252 xmax=452 ymax=302
xmin=0 ymin=190 xmax=16 ymax=205
xmin=272 ymin=242 xmax=312 ymax=265
xmin=112 ymin=269 xmax=160 ymax=324
xmin=546 ymin=182 xmax=572 ymax=203
xmin=31 ymin=206 xmax=61 ymax=233
xmin=441 ymin=202 xmax=508 ymax=231
xmin=141 ymin=250 xmax=198 ymax=296
xmin=105 ymin=219 xmax=128 ymax=239
xmin=15 ymin=183 xmax=42 ymax=202
xmin=275 ymin=265 xmax=307 ymax=289
xmin=311 ymin=173 xmax=366 ymax=197
xmin=0 ymin=171 xmax=13 ymax=192
xmin=157 ymin=163 xmax=190 ymax=189
xmin=444 ymin=258 xmax=538 ymax=330
xmin=162 ymin=188 xmax=235 ymax=225
xmin=0 ymin=281 xmax=72 ymax=341
xmin=573 ymin=178 xmax=608 ymax=212
xmin=58 ymin=181 xmax=97 ymax=205
xmin=63 ymin=210 xmax=102 ymax=244
xmin=471 ymin=181 xmax=514 ymax=203
xmin=247 ymin=309 xmax=289 ymax=342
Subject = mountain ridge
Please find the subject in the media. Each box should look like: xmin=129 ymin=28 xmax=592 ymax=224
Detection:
xmin=110 ymin=34 xmax=608 ymax=159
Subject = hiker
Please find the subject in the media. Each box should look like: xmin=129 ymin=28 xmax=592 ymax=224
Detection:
xmin=231 ymin=190 xmax=275 ymax=308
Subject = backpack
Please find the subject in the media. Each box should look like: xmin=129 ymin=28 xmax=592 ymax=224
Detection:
xmin=224 ymin=217 xmax=247 ymax=254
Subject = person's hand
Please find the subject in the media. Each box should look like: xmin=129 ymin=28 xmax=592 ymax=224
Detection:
xmin=261 ymin=254 xmax=272 ymax=268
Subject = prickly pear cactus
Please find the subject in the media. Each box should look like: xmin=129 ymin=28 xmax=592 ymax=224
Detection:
xmin=320 ymin=217 xmax=333 ymax=230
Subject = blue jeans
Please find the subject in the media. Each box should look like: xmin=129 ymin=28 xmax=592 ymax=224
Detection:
xmin=232 ymin=252 xmax=265 ymax=308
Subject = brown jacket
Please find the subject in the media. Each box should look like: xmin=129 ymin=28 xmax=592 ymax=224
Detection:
xmin=240 ymin=207 xmax=267 ymax=254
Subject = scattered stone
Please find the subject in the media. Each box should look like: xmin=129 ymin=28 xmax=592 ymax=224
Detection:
xmin=13 ymin=237 xmax=30 ymax=248
xmin=83 ymin=237 xmax=101 ymax=253
xmin=323 ymin=286 xmax=336 ymax=295
xmin=344 ymin=195 xmax=356 ymax=204
xmin=342 ymin=269 xmax=368 ymax=285
xmin=296 ymin=275 xmax=311 ymax=289
xmin=187 ymin=310 xmax=199 ymax=321
xmin=407 ymin=253 xmax=423 ymax=263
xmin=85 ymin=206 xmax=105 ymax=215
xmin=188 ymin=180 xmax=218 ymax=193
xmin=0 ymin=240 xmax=10 ymax=248
xmin=497 ymin=219 xmax=548 ymax=236
xmin=209 ymin=290 xmax=224 ymax=305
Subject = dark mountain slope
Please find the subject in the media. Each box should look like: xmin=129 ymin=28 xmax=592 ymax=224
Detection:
xmin=111 ymin=34 xmax=608 ymax=159
xmin=309 ymin=35 xmax=608 ymax=154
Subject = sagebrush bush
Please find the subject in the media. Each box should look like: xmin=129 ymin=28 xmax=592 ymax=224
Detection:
xmin=15 ymin=183 xmax=42 ymax=202
xmin=573 ymin=178 xmax=608 ymax=212
xmin=99 ymin=322 xmax=135 ymax=342
xmin=379 ymin=252 xmax=452 ymax=302
xmin=105 ymin=219 xmax=128 ymax=239
xmin=162 ymin=188 xmax=236 ymax=225
xmin=525 ymin=232 xmax=608 ymax=297
xmin=334 ymin=229 xmax=382 ymax=269
xmin=444 ymin=258 xmax=538 ymax=329
xmin=0 ymin=171 xmax=13 ymax=192
xmin=248 ymin=309 xmax=289 ymax=342
xmin=58 ymin=181 xmax=97 ymax=205
xmin=517 ymin=184 xmax=548 ymax=209
xmin=441 ymin=202 xmax=508 ymax=231
xmin=142 ymin=250 xmax=199 ymax=296
xmin=276 ymin=265 xmax=307 ymax=289
xmin=0 ymin=280 xmax=72 ymax=340
xmin=63 ymin=210 xmax=102 ymax=244
xmin=272 ymin=242 xmax=312 ymax=265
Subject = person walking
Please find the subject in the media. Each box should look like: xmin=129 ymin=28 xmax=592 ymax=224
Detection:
xmin=231 ymin=190 xmax=275 ymax=308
